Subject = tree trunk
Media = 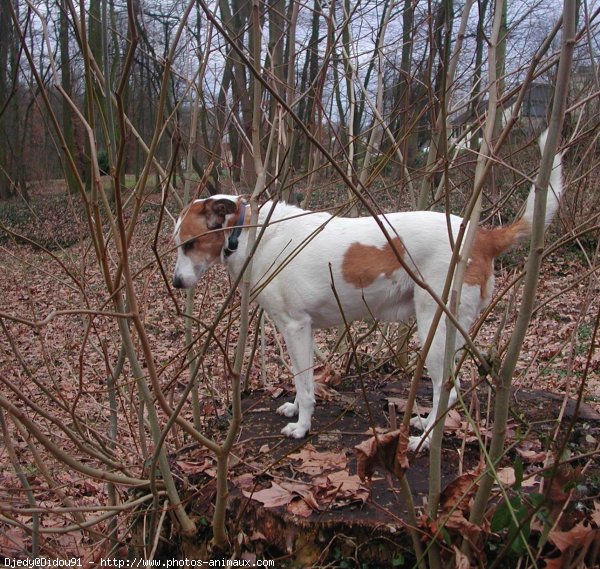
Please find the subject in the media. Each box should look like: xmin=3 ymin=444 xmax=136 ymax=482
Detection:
xmin=470 ymin=0 xmax=490 ymax=150
xmin=267 ymin=0 xmax=285 ymax=190
xmin=60 ymin=0 xmax=79 ymax=194
xmin=0 ymin=0 xmax=15 ymax=199
xmin=493 ymin=0 xmax=507 ymax=141
xmin=390 ymin=0 xmax=415 ymax=177
xmin=296 ymin=0 xmax=321 ymax=172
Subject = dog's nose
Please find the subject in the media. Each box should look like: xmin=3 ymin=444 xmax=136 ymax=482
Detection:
xmin=172 ymin=275 xmax=184 ymax=289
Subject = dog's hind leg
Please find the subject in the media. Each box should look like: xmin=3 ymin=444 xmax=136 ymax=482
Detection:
xmin=409 ymin=285 xmax=481 ymax=451
xmin=408 ymin=296 xmax=448 ymax=452
xmin=276 ymin=316 xmax=315 ymax=439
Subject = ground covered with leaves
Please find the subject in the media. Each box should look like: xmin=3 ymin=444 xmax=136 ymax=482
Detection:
xmin=0 ymin=185 xmax=599 ymax=566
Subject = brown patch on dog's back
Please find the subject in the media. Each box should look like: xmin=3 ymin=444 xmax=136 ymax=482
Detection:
xmin=342 ymin=237 xmax=405 ymax=288
xmin=465 ymin=219 xmax=529 ymax=297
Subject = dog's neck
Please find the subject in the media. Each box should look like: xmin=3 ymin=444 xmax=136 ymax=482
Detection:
xmin=223 ymin=203 xmax=248 ymax=258
xmin=222 ymin=200 xmax=314 ymax=270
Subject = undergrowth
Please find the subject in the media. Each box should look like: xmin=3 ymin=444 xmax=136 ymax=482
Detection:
xmin=0 ymin=192 xmax=162 ymax=251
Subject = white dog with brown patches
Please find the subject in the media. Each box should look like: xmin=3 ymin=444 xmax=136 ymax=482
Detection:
xmin=172 ymin=135 xmax=563 ymax=451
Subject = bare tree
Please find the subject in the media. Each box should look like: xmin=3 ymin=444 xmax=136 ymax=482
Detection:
xmin=1 ymin=1 xmax=598 ymax=565
xmin=0 ymin=0 xmax=25 ymax=200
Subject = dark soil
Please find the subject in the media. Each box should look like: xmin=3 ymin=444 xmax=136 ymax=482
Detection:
xmin=167 ymin=373 xmax=600 ymax=567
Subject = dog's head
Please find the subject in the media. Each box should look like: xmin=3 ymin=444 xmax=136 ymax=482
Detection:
xmin=172 ymin=195 xmax=243 ymax=289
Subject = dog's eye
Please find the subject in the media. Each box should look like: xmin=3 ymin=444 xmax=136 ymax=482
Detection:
xmin=182 ymin=240 xmax=194 ymax=252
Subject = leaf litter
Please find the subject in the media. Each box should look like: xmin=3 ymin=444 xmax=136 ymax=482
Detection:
xmin=1 ymin=198 xmax=599 ymax=564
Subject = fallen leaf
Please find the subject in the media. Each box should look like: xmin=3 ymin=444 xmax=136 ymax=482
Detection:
xmin=515 ymin=448 xmax=547 ymax=463
xmin=541 ymin=557 xmax=563 ymax=569
xmin=243 ymin=482 xmax=295 ymax=508
xmin=494 ymin=466 xmax=538 ymax=489
xmin=287 ymin=497 xmax=314 ymax=517
xmin=289 ymin=444 xmax=347 ymax=475
xmin=325 ymin=470 xmax=370 ymax=503
xmin=440 ymin=463 xmax=483 ymax=513
xmin=428 ymin=510 xmax=488 ymax=541
xmin=269 ymin=388 xmax=284 ymax=399
xmin=355 ymin=428 xmax=410 ymax=481
xmin=444 ymin=409 xmax=463 ymax=431
xmin=232 ymin=473 xmax=255 ymax=489
xmin=545 ymin=522 xmax=600 ymax=568
xmin=547 ymin=463 xmax=580 ymax=522
xmin=496 ymin=467 xmax=515 ymax=486
xmin=395 ymin=425 xmax=410 ymax=474
xmin=313 ymin=364 xmax=340 ymax=386
xmin=444 ymin=510 xmax=484 ymax=542
xmin=0 ymin=527 xmax=26 ymax=555
xmin=313 ymin=364 xmax=340 ymax=401
xmin=175 ymin=459 xmax=213 ymax=475
xmin=314 ymin=384 xmax=337 ymax=401
xmin=592 ymin=500 xmax=600 ymax=526
xmin=548 ymin=521 xmax=596 ymax=552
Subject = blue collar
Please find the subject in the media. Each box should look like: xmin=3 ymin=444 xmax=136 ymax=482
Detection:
xmin=223 ymin=205 xmax=247 ymax=258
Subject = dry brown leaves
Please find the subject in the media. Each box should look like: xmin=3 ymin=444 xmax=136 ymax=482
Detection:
xmin=313 ymin=363 xmax=342 ymax=401
xmin=546 ymin=463 xmax=582 ymax=523
xmin=354 ymin=427 xmax=410 ymax=481
xmin=238 ymin=444 xmax=368 ymax=518
xmin=1 ymin=195 xmax=599 ymax=561
xmin=546 ymin=515 xmax=600 ymax=569
xmin=424 ymin=462 xmax=487 ymax=544
xmin=289 ymin=444 xmax=347 ymax=475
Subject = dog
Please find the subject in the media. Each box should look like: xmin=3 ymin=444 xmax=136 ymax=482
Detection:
xmin=172 ymin=134 xmax=563 ymax=451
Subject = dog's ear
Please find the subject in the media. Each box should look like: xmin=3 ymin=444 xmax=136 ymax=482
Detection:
xmin=205 ymin=198 xmax=238 ymax=229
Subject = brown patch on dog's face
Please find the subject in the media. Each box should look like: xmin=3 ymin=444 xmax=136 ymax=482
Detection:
xmin=342 ymin=237 xmax=405 ymax=288
xmin=172 ymin=198 xmax=241 ymax=288
xmin=178 ymin=201 xmax=224 ymax=257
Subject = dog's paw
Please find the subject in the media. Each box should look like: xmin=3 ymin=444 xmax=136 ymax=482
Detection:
xmin=277 ymin=402 xmax=299 ymax=418
xmin=410 ymin=415 xmax=427 ymax=431
xmin=408 ymin=434 xmax=430 ymax=453
xmin=409 ymin=415 xmax=427 ymax=431
xmin=281 ymin=422 xmax=309 ymax=439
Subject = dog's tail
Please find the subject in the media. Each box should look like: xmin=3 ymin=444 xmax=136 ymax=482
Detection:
xmin=490 ymin=130 xmax=564 ymax=256
xmin=520 ymin=129 xmax=564 ymax=233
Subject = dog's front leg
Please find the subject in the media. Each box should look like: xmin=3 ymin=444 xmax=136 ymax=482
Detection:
xmin=276 ymin=318 xmax=315 ymax=439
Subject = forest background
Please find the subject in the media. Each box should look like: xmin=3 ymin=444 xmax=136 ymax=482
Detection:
xmin=0 ymin=0 xmax=599 ymax=567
